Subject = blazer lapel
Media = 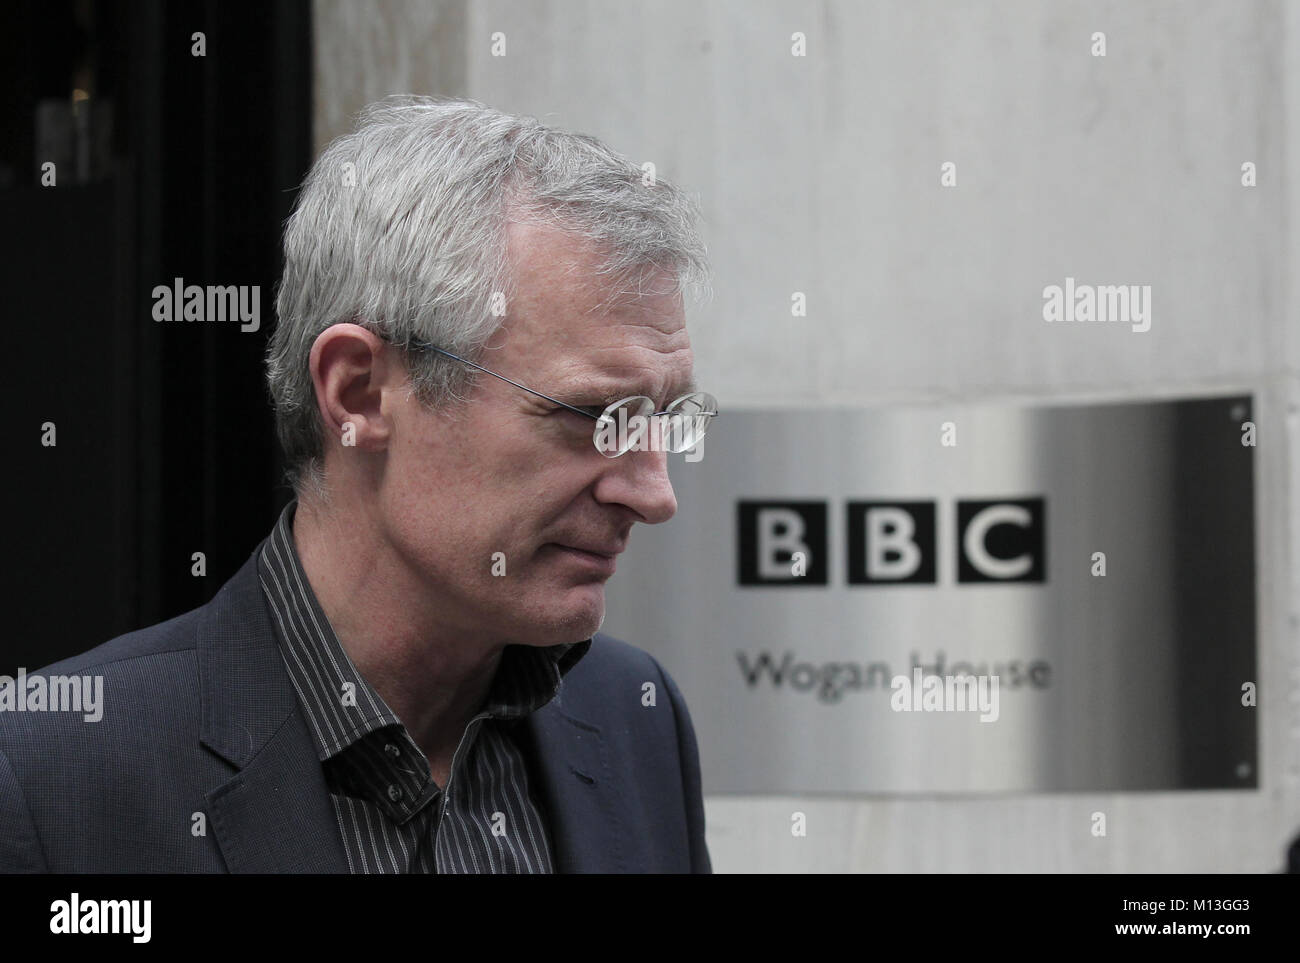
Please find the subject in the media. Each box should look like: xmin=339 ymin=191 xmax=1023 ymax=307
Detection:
xmin=197 ymin=545 xmax=350 ymax=873
xmin=520 ymin=701 xmax=625 ymax=873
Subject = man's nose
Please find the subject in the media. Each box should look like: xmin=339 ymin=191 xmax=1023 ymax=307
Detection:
xmin=596 ymin=445 xmax=677 ymax=524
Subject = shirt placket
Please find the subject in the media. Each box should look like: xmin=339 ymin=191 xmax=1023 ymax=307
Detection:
xmin=430 ymin=713 xmax=496 ymax=872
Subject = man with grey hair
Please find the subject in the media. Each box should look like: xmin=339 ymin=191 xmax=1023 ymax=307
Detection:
xmin=0 ymin=96 xmax=714 ymax=873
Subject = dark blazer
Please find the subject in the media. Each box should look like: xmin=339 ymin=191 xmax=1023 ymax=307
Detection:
xmin=0 ymin=543 xmax=711 ymax=873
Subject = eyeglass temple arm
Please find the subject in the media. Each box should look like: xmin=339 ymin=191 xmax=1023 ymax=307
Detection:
xmin=407 ymin=339 xmax=602 ymax=422
xmin=408 ymin=339 xmax=717 ymax=421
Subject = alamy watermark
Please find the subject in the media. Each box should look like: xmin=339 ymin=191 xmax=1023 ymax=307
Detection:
xmin=890 ymin=667 xmax=999 ymax=722
xmin=50 ymin=894 xmax=150 ymax=943
xmin=151 ymin=277 xmax=261 ymax=332
xmin=594 ymin=405 xmax=708 ymax=462
xmin=1042 ymin=276 xmax=1151 ymax=333
xmin=0 ymin=669 xmax=103 ymax=722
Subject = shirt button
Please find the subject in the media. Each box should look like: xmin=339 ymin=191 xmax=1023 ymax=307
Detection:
xmin=384 ymin=743 xmax=400 ymax=758
xmin=387 ymin=784 xmax=403 ymax=802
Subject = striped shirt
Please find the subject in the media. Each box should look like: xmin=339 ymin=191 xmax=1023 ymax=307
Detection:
xmin=255 ymin=499 xmax=590 ymax=873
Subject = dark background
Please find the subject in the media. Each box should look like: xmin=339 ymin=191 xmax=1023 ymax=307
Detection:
xmin=1 ymin=0 xmax=312 ymax=672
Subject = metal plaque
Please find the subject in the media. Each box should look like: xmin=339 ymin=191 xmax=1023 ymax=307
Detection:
xmin=603 ymin=396 xmax=1257 ymax=793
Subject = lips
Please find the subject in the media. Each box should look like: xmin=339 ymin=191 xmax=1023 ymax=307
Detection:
xmin=549 ymin=542 xmax=623 ymax=577
xmin=558 ymin=544 xmax=621 ymax=559
xmin=551 ymin=535 xmax=627 ymax=558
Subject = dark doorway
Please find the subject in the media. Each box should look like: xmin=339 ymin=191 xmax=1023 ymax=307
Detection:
xmin=1 ymin=0 xmax=312 ymax=671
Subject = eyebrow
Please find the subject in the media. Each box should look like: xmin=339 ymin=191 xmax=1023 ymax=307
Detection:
xmin=562 ymin=375 xmax=699 ymax=408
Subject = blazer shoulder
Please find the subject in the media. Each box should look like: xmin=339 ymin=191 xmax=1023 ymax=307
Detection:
xmin=573 ymin=631 xmax=659 ymax=675
xmin=33 ymin=604 xmax=205 ymax=678
xmin=0 ymin=603 xmax=207 ymax=750
xmin=555 ymin=631 xmax=696 ymax=728
xmin=31 ymin=541 xmax=266 ymax=680
xmin=561 ymin=632 xmax=685 ymax=701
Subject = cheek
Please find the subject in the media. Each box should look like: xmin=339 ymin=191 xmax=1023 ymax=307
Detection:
xmin=459 ymin=411 xmax=598 ymax=499
xmin=402 ymin=419 xmax=575 ymax=535
xmin=388 ymin=403 xmax=604 ymax=552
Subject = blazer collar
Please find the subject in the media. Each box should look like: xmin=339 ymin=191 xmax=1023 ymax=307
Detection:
xmin=197 ymin=542 xmax=350 ymax=872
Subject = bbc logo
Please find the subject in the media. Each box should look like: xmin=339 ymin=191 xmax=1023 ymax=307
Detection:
xmin=737 ymin=499 xmax=1046 ymax=586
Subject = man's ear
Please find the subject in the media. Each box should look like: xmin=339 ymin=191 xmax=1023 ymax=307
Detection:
xmin=308 ymin=323 xmax=397 ymax=453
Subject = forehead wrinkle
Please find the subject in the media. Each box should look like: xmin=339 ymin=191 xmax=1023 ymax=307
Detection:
xmin=552 ymin=366 xmax=698 ymax=407
xmin=515 ymin=328 xmax=691 ymax=402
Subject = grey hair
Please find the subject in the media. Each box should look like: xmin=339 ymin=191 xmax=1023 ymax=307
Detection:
xmin=266 ymin=95 xmax=712 ymax=500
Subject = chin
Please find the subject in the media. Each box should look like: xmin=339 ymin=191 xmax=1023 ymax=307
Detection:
xmin=526 ymin=587 xmax=606 ymax=646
